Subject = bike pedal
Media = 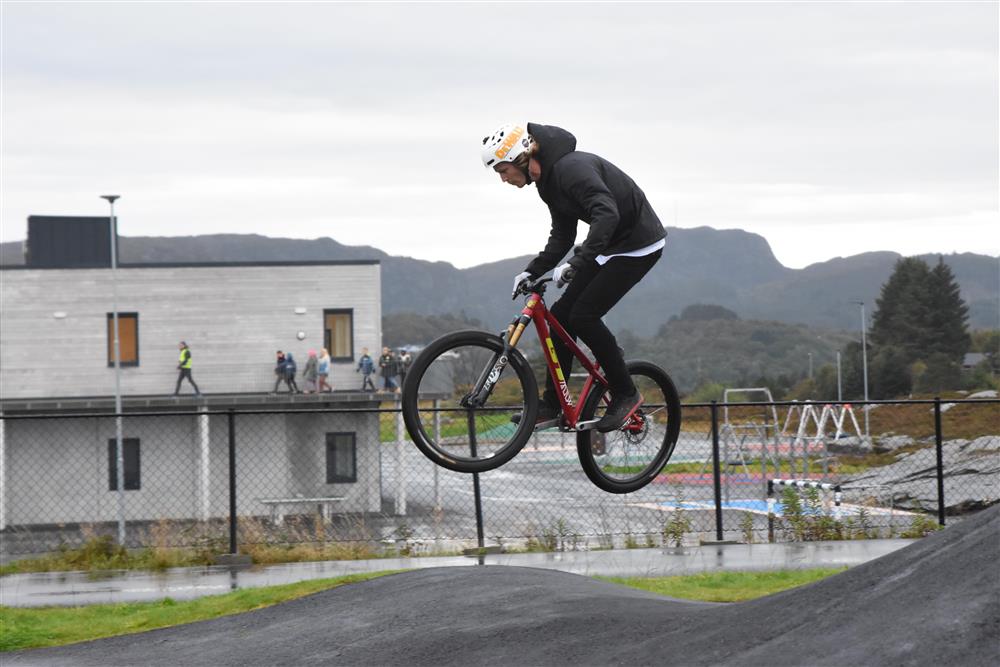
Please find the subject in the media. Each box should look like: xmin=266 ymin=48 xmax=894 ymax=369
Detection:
xmin=575 ymin=418 xmax=602 ymax=432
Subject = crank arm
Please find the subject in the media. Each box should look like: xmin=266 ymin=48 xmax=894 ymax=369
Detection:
xmin=534 ymin=418 xmax=561 ymax=432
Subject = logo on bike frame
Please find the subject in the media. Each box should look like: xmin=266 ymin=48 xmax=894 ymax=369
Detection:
xmin=545 ymin=338 xmax=574 ymax=407
xmin=545 ymin=338 xmax=564 ymax=381
xmin=486 ymin=355 xmax=508 ymax=386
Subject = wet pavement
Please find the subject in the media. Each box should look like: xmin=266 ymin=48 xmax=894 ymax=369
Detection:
xmin=0 ymin=538 xmax=914 ymax=607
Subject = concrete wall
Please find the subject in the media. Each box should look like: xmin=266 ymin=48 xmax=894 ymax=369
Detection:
xmin=0 ymin=263 xmax=381 ymax=399
xmin=0 ymin=410 xmax=381 ymax=527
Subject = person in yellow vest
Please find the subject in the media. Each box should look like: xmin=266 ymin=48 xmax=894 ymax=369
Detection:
xmin=174 ymin=341 xmax=201 ymax=396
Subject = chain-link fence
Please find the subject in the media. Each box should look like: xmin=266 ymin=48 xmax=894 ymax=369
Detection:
xmin=1 ymin=398 xmax=997 ymax=560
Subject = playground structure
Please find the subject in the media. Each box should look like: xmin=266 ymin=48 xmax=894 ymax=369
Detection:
xmin=699 ymin=390 xmax=870 ymax=505
xmin=781 ymin=400 xmax=866 ymax=476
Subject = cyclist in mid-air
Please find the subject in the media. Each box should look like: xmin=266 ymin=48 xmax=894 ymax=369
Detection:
xmin=481 ymin=122 xmax=666 ymax=433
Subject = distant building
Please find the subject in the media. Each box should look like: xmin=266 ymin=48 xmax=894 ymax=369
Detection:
xmin=963 ymin=353 xmax=987 ymax=370
xmin=1 ymin=259 xmax=381 ymax=397
xmin=0 ymin=216 xmax=387 ymax=532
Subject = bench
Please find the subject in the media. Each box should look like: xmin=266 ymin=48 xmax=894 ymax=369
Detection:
xmin=257 ymin=496 xmax=346 ymax=525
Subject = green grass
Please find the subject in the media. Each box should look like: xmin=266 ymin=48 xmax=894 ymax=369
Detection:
xmin=0 ymin=535 xmax=216 ymax=576
xmin=0 ymin=571 xmax=398 ymax=653
xmin=380 ymin=405 xmax=522 ymax=443
xmin=602 ymin=452 xmax=922 ymax=477
xmin=0 ymin=533 xmax=463 ymax=577
xmin=599 ymin=567 xmax=846 ymax=603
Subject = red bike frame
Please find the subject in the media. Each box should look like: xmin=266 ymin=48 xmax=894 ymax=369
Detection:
xmin=505 ymin=289 xmax=608 ymax=429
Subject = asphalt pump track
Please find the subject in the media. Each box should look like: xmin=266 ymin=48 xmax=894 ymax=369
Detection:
xmin=9 ymin=505 xmax=999 ymax=666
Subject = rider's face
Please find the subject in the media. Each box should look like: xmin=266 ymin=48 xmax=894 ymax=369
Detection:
xmin=494 ymin=162 xmax=528 ymax=188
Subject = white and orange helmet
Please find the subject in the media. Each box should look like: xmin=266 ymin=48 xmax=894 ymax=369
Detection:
xmin=481 ymin=123 xmax=534 ymax=168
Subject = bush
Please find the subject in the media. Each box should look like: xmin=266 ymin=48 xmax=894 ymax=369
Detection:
xmin=686 ymin=381 xmax=725 ymax=403
xmin=915 ymin=353 xmax=963 ymax=394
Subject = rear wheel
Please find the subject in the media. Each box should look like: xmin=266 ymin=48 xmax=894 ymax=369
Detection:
xmin=401 ymin=330 xmax=538 ymax=473
xmin=576 ymin=361 xmax=682 ymax=493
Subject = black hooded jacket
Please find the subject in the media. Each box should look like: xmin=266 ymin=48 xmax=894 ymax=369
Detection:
xmin=524 ymin=123 xmax=666 ymax=277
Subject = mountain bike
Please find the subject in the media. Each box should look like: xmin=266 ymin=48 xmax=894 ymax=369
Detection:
xmin=400 ymin=276 xmax=682 ymax=493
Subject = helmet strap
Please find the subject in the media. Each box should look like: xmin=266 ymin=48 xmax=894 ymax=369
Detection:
xmin=520 ymin=163 xmax=532 ymax=185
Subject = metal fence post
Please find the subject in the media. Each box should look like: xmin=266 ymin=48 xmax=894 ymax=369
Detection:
xmin=432 ymin=400 xmax=442 ymax=511
xmin=933 ymin=397 xmax=946 ymax=526
xmin=766 ymin=479 xmax=775 ymax=543
xmin=395 ymin=408 xmax=407 ymax=516
xmin=710 ymin=400 xmax=723 ymax=541
xmin=228 ymin=409 xmax=238 ymax=554
xmin=0 ymin=414 xmax=6 ymax=531
xmin=467 ymin=411 xmax=486 ymax=551
xmin=198 ymin=406 xmax=211 ymax=522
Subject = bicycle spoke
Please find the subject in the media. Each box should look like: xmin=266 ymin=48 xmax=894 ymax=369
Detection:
xmin=402 ymin=331 xmax=537 ymax=472
xmin=577 ymin=361 xmax=681 ymax=492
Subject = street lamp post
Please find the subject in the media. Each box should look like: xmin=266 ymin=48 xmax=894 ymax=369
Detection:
xmin=853 ymin=300 xmax=870 ymax=439
xmin=101 ymin=194 xmax=126 ymax=546
xmin=836 ymin=351 xmax=843 ymax=402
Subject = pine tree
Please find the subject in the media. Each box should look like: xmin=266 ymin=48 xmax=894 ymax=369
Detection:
xmin=867 ymin=256 xmax=972 ymax=395
xmin=839 ymin=341 xmax=867 ymax=400
xmin=869 ymin=257 xmax=932 ymax=358
xmin=922 ymin=257 xmax=971 ymax=362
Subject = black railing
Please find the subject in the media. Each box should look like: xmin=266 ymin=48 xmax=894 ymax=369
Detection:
xmin=0 ymin=398 xmax=996 ymax=559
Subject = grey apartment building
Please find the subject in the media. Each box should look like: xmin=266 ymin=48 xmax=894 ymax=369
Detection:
xmin=0 ymin=217 xmax=387 ymax=533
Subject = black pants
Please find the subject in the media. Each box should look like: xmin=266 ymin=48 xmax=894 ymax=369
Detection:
xmin=544 ymin=250 xmax=661 ymax=403
xmin=175 ymin=368 xmax=200 ymax=394
xmin=274 ymin=374 xmax=299 ymax=393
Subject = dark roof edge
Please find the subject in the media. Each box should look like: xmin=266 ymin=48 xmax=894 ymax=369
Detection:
xmin=1 ymin=259 xmax=381 ymax=270
xmin=0 ymin=391 xmax=396 ymax=415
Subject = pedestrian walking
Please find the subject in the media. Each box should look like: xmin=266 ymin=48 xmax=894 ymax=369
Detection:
xmin=303 ymin=350 xmax=319 ymax=393
xmin=318 ymin=348 xmax=333 ymax=393
xmin=398 ymin=349 xmax=413 ymax=389
xmin=272 ymin=350 xmax=298 ymax=394
xmin=378 ymin=346 xmax=397 ymax=392
xmin=284 ymin=352 xmax=300 ymax=393
xmin=173 ymin=341 xmax=201 ymax=396
xmin=357 ymin=347 xmax=376 ymax=392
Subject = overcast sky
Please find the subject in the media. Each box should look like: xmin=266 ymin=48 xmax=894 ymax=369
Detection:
xmin=2 ymin=2 xmax=997 ymax=269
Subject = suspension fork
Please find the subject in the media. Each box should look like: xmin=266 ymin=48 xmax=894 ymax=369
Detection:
xmin=463 ymin=294 xmax=539 ymax=407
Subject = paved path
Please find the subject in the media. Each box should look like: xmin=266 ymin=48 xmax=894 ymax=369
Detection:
xmin=2 ymin=538 xmax=913 ymax=607
xmin=8 ymin=506 xmax=999 ymax=666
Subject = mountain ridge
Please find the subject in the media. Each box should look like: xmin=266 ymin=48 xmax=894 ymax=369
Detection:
xmin=2 ymin=227 xmax=996 ymax=333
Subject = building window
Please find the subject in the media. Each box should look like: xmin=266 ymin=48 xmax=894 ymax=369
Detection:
xmin=324 ymin=309 xmax=354 ymax=361
xmin=108 ymin=438 xmax=141 ymax=491
xmin=326 ymin=433 xmax=357 ymax=483
xmin=107 ymin=312 xmax=139 ymax=367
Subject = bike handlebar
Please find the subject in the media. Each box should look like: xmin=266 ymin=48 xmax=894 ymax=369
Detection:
xmin=513 ymin=276 xmax=553 ymax=299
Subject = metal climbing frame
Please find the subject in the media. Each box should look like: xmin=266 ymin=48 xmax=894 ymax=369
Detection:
xmin=780 ymin=402 xmax=865 ymax=477
xmin=700 ymin=388 xmax=781 ymax=502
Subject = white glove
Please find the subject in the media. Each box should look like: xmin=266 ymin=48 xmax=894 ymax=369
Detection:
xmin=512 ymin=271 xmax=532 ymax=297
xmin=553 ymin=263 xmax=576 ymax=288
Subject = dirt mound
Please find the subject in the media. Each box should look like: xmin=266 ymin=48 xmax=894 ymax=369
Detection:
xmin=10 ymin=506 xmax=999 ymax=666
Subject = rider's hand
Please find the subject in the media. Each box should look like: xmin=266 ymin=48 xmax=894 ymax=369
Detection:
xmin=554 ymin=263 xmax=576 ymax=288
xmin=512 ymin=271 xmax=532 ymax=298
